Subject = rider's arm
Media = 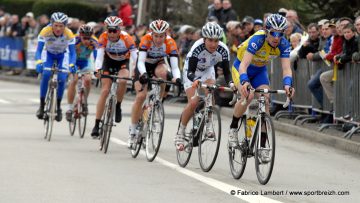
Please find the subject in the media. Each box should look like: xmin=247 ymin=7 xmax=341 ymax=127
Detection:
xmin=187 ymin=56 xmax=198 ymax=81
xmin=92 ymin=49 xmax=97 ymax=60
xmin=130 ymin=49 xmax=138 ymax=64
xmin=35 ymin=41 xmax=45 ymax=62
xmin=68 ymin=44 xmax=76 ymax=65
xmin=169 ymin=56 xmax=180 ymax=79
xmin=137 ymin=51 xmax=147 ymax=75
xmin=279 ymin=38 xmax=293 ymax=87
xmin=95 ymin=47 xmax=104 ymax=71
xmin=217 ymin=60 xmax=232 ymax=84
xmin=238 ymin=51 xmax=253 ymax=84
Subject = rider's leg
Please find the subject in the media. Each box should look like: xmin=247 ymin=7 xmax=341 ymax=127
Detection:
xmin=130 ymin=81 xmax=147 ymax=132
xmin=115 ymin=65 xmax=129 ymax=123
xmin=66 ymin=74 xmax=77 ymax=121
xmin=91 ymin=75 xmax=111 ymax=137
xmin=55 ymin=65 xmax=68 ymax=122
xmin=154 ymin=63 xmax=168 ymax=99
xmin=37 ymin=55 xmax=54 ymax=119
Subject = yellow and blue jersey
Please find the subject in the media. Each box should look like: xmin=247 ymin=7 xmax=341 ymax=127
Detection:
xmin=232 ymin=30 xmax=290 ymax=88
xmin=37 ymin=26 xmax=75 ymax=55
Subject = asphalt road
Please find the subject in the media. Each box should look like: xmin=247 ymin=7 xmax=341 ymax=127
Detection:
xmin=0 ymin=80 xmax=359 ymax=203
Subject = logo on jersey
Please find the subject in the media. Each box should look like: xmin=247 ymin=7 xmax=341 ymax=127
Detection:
xmin=251 ymin=42 xmax=258 ymax=50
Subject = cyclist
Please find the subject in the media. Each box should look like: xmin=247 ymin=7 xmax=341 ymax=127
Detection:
xmin=175 ymin=22 xmax=233 ymax=151
xmin=91 ymin=16 xmax=137 ymax=138
xmin=35 ymin=12 xmax=76 ymax=122
xmin=228 ymin=14 xmax=295 ymax=161
xmin=66 ymin=24 xmax=98 ymax=121
xmin=128 ymin=19 xmax=181 ymax=147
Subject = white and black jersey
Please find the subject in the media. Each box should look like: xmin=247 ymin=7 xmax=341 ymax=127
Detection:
xmin=184 ymin=38 xmax=231 ymax=84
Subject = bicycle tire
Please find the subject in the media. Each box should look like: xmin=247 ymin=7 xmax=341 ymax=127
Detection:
xmin=68 ymin=103 xmax=76 ymax=136
xmin=255 ymin=114 xmax=275 ymax=185
xmin=103 ymin=97 xmax=115 ymax=154
xmin=45 ymin=88 xmax=56 ymax=142
xmin=228 ymin=115 xmax=248 ymax=179
xmin=43 ymin=89 xmax=52 ymax=140
xmin=198 ymin=107 xmax=221 ymax=172
xmin=146 ymin=100 xmax=164 ymax=162
xmin=78 ymin=93 xmax=87 ymax=138
xmin=176 ymin=114 xmax=194 ymax=168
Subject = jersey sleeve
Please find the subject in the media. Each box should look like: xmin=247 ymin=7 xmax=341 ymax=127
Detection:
xmin=139 ymin=34 xmax=151 ymax=51
xmin=124 ymin=33 xmax=137 ymax=51
xmin=65 ymin=28 xmax=75 ymax=45
xmin=97 ymin=32 xmax=108 ymax=49
xmin=166 ymin=37 xmax=179 ymax=56
xmin=278 ymin=38 xmax=291 ymax=58
xmin=37 ymin=26 xmax=51 ymax=43
xmin=246 ymin=34 xmax=265 ymax=55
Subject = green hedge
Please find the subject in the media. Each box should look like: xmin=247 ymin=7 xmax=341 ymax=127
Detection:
xmin=0 ymin=0 xmax=106 ymax=22
xmin=0 ymin=0 xmax=37 ymax=17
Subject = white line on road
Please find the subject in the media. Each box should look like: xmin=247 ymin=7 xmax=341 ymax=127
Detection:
xmin=0 ymin=99 xmax=11 ymax=104
xmin=111 ymin=137 xmax=283 ymax=203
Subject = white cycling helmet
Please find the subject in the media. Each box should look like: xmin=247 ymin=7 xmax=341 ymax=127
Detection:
xmin=201 ymin=22 xmax=223 ymax=39
xmin=149 ymin=20 xmax=169 ymax=34
xmin=50 ymin=12 xmax=68 ymax=25
xmin=104 ymin=16 xmax=123 ymax=28
xmin=265 ymin=13 xmax=287 ymax=31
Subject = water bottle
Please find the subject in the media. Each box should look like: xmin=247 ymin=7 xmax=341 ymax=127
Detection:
xmin=245 ymin=117 xmax=256 ymax=138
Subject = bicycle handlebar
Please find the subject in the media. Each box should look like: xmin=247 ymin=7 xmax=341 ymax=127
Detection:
xmin=240 ymin=88 xmax=292 ymax=108
xmin=139 ymin=78 xmax=179 ymax=92
xmin=191 ymin=82 xmax=234 ymax=100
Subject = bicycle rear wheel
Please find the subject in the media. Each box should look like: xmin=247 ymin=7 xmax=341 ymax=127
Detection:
xmin=228 ymin=115 xmax=248 ymax=179
xmin=146 ymin=100 xmax=164 ymax=162
xmin=176 ymin=114 xmax=194 ymax=168
xmin=198 ymin=107 xmax=221 ymax=172
xmin=44 ymin=88 xmax=56 ymax=142
xmin=255 ymin=114 xmax=275 ymax=185
xmin=102 ymin=97 xmax=115 ymax=154
xmin=78 ymin=94 xmax=87 ymax=138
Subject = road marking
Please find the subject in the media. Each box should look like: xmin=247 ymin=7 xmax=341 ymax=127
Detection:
xmin=0 ymin=99 xmax=11 ymax=104
xmin=29 ymin=98 xmax=40 ymax=103
xmin=111 ymin=137 xmax=282 ymax=203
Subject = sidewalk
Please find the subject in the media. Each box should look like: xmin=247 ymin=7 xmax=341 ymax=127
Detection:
xmin=1 ymin=73 xmax=360 ymax=155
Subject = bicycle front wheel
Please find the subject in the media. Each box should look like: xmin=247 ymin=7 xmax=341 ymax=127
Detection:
xmin=44 ymin=88 xmax=56 ymax=142
xmin=228 ymin=116 xmax=248 ymax=179
xmin=68 ymin=105 xmax=76 ymax=136
xmin=102 ymin=97 xmax=115 ymax=154
xmin=78 ymin=96 xmax=87 ymax=138
xmin=176 ymin=114 xmax=194 ymax=168
xmin=146 ymin=101 xmax=164 ymax=162
xmin=198 ymin=107 xmax=221 ymax=172
xmin=255 ymin=114 xmax=275 ymax=185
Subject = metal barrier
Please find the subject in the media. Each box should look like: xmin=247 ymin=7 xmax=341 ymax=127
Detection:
xmin=269 ymin=57 xmax=359 ymax=139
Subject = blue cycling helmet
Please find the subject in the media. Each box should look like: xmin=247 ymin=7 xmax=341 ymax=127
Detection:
xmin=50 ymin=12 xmax=68 ymax=25
xmin=265 ymin=14 xmax=287 ymax=31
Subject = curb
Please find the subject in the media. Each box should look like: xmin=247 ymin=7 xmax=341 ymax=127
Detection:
xmin=219 ymin=107 xmax=360 ymax=155
xmin=2 ymin=75 xmax=360 ymax=155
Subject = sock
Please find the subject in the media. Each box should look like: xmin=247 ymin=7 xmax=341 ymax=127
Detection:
xmin=129 ymin=123 xmax=137 ymax=135
xmin=57 ymin=99 xmax=61 ymax=110
xmin=68 ymin=104 xmax=73 ymax=111
xmin=95 ymin=119 xmax=101 ymax=128
xmin=40 ymin=98 xmax=45 ymax=108
xmin=230 ymin=115 xmax=241 ymax=129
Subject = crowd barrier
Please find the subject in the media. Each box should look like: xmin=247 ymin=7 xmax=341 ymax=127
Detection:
xmin=270 ymin=57 xmax=360 ymax=138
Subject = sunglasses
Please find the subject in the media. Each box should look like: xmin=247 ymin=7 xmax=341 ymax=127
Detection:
xmin=269 ymin=31 xmax=284 ymax=38
xmin=108 ymin=28 xmax=119 ymax=34
xmin=81 ymin=36 xmax=91 ymax=40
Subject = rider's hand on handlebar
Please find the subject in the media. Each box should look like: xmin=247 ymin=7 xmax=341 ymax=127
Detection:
xmin=284 ymin=85 xmax=295 ymax=98
xmin=94 ymin=70 xmax=101 ymax=79
xmin=139 ymin=73 xmax=149 ymax=84
xmin=192 ymin=80 xmax=200 ymax=88
xmin=229 ymin=82 xmax=237 ymax=91
xmin=240 ymin=82 xmax=251 ymax=98
xmin=173 ymin=78 xmax=182 ymax=86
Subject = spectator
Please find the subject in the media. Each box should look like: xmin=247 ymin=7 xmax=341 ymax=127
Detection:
xmin=263 ymin=12 xmax=271 ymax=24
xmin=253 ymin=19 xmax=263 ymax=32
xmin=0 ymin=6 xmax=4 ymax=18
xmin=298 ymin=23 xmax=320 ymax=59
xmin=334 ymin=23 xmax=359 ymax=66
xmin=118 ymin=0 xmax=133 ymax=27
xmin=278 ymin=8 xmax=288 ymax=17
xmin=289 ymin=32 xmax=302 ymax=63
xmin=106 ymin=4 xmax=117 ymax=17
xmin=242 ymin=15 xmax=254 ymax=39
xmin=354 ymin=16 xmax=360 ymax=35
xmin=286 ymin=9 xmax=304 ymax=33
xmin=9 ymin=15 xmax=22 ymax=37
xmin=38 ymin=14 xmax=49 ymax=31
xmin=221 ymin=0 xmax=237 ymax=29
xmin=320 ymin=19 xmax=343 ymax=104
xmin=208 ymin=0 xmax=223 ymax=26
